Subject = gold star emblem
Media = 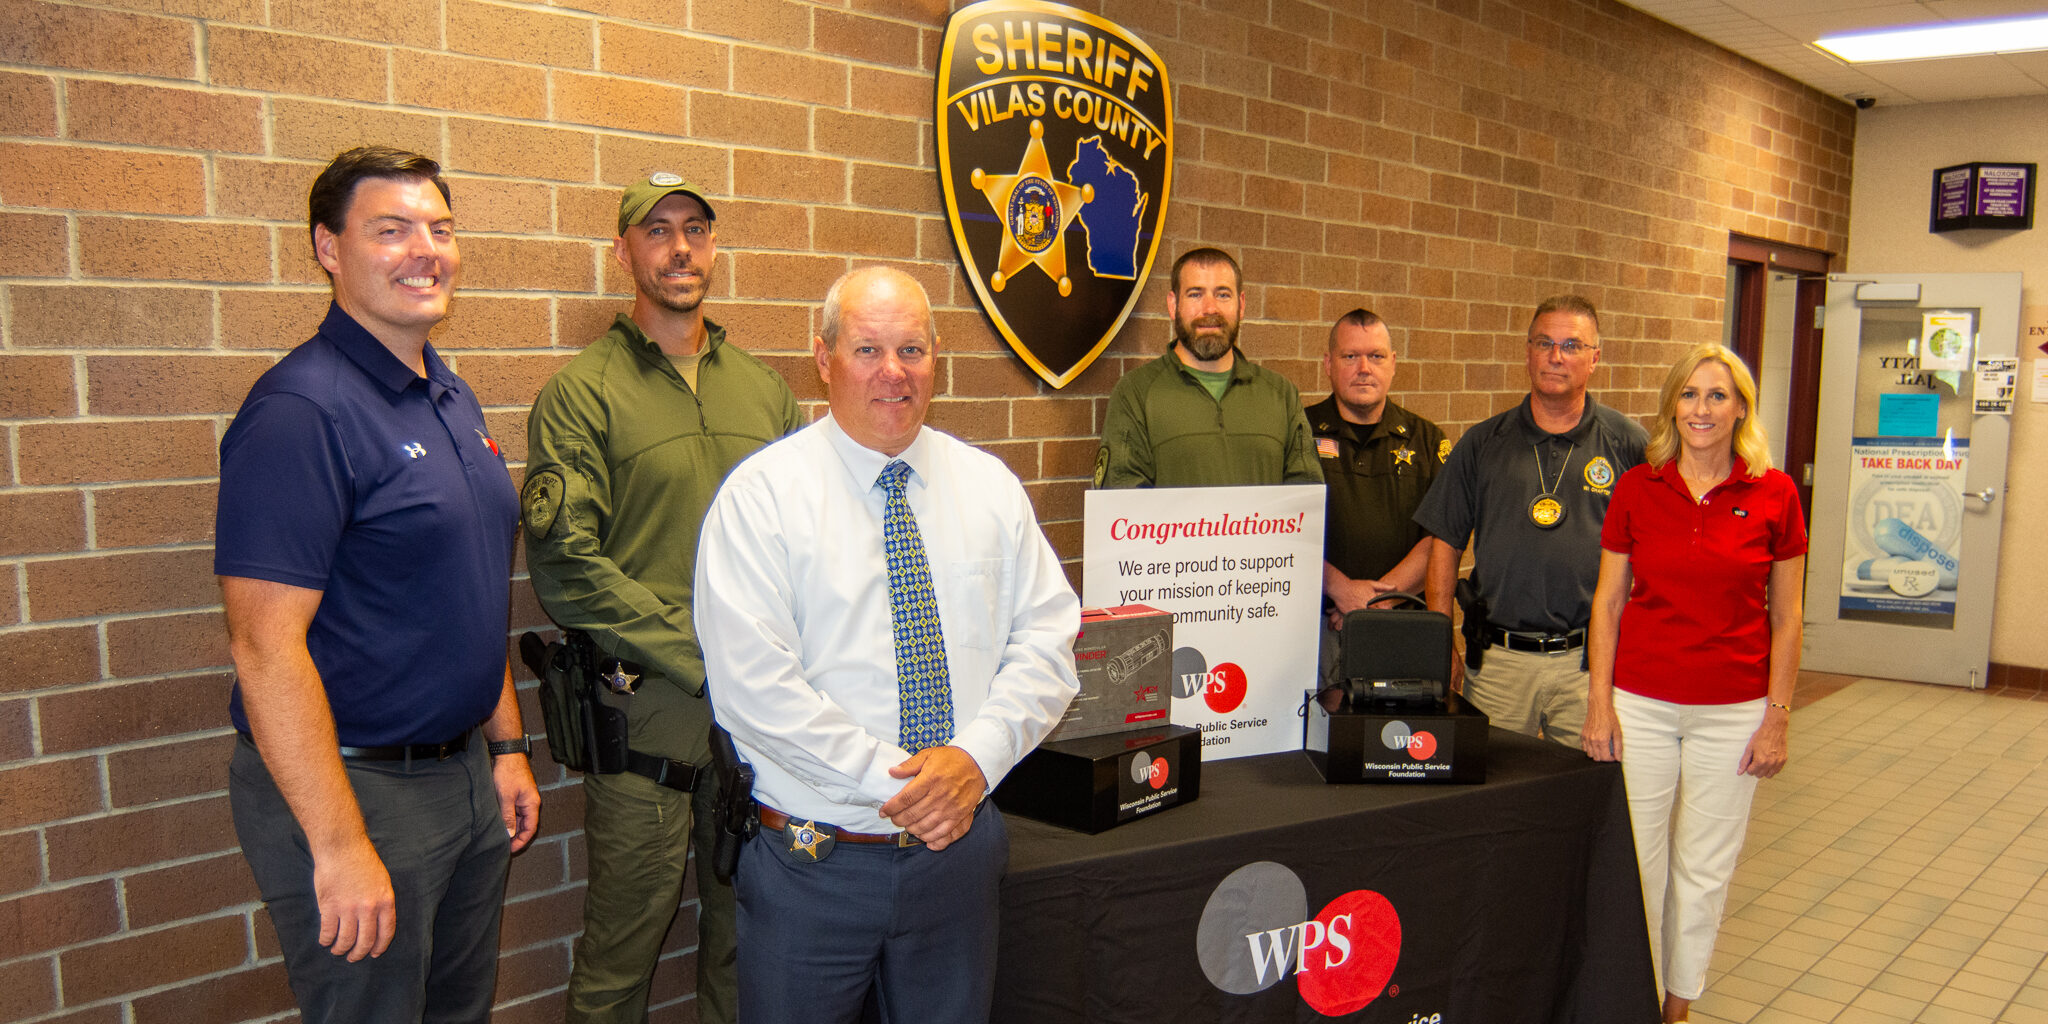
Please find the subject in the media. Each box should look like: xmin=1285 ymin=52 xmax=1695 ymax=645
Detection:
xmin=970 ymin=119 xmax=1091 ymax=296
xmin=1394 ymin=447 xmax=1416 ymax=466
xmin=788 ymin=821 xmax=828 ymax=860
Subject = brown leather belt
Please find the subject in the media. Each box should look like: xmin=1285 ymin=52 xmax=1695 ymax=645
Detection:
xmin=757 ymin=804 xmax=923 ymax=848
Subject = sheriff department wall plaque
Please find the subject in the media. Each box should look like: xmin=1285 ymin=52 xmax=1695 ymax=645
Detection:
xmin=937 ymin=0 xmax=1173 ymax=388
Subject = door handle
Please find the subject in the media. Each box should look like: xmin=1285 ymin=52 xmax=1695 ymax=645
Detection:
xmin=1972 ymin=487 xmax=1997 ymax=504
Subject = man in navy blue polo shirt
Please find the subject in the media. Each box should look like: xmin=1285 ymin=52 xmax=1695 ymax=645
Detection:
xmin=215 ymin=146 xmax=540 ymax=1024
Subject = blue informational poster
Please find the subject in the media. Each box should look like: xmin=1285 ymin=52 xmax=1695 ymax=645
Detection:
xmin=1876 ymin=393 xmax=1939 ymax=437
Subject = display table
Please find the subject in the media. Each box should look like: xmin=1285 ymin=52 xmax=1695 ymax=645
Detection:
xmin=995 ymin=728 xmax=1658 ymax=1023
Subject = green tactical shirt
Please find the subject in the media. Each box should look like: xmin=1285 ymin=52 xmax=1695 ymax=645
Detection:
xmin=1094 ymin=344 xmax=1324 ymax=488
xmin=523 ymin=314 xmax=801 ymax=762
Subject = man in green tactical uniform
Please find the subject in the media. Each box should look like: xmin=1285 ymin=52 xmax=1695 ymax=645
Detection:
xmin=1094 ymin=247 xmax=1322 ymax=489
xmin=523 ymin=174 xmax=800 ymax=1024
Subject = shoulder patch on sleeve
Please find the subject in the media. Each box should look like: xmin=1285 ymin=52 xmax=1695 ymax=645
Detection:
xmin=1093 ymin=446 xmax=1109 ymax=489
xmin=521 ymin=470 xmax=565 ymax=540
xmin=1437 ymin=438 xmax=1451 ymax=463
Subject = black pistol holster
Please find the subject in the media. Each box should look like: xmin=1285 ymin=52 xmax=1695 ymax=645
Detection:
xmin=1454 ymin=576 xmax=1488 ymax=672
xmin=515 ymin=630 xmax=697 ymax=791
xmin=707 ymin=714 xmax=756 ymax=885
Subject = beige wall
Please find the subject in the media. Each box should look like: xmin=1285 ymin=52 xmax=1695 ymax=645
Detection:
xmin=1846 ymin=95 xmax=2048 ymax=669
xmin=0 ymin=0 xmax=1853 ymax=1019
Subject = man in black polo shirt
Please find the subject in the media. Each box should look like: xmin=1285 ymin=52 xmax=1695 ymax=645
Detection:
xmin=216 ymin=147 xmax=539 ymax=1023
xmin=1309 ymin=308 xmax=1446 ymax=681
xmin=1414 ymin=296 xmax=1646 ymax=748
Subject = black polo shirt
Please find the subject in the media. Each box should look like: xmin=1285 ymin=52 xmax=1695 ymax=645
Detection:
xmin=1308 ymin=396 xmax=1446 ymax=584
xmin=1412 ymin=395 xmax=1647 ymax=634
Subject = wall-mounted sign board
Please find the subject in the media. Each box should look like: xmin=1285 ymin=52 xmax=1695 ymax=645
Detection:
xmin=1930 ymin=162 xmax=2034 ymax=233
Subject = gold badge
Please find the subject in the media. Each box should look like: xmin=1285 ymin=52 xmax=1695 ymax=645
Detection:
xmin=1394 ymin=446 xmax=1415 ymax=466
xmin=788 ymin=820 xmax=833 ymax=860
xmin=1529 ymin=495 xmax=1564 ymax=528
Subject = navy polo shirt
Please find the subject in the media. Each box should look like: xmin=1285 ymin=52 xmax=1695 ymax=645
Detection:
xmin=217 ymin=304 xmax=518 ymax=746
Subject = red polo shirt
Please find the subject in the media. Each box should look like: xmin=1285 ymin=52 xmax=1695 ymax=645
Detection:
xmin=1600 ymin=459 xmax=1806 ymax=704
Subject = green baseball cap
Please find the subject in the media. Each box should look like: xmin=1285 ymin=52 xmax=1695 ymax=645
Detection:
xmin=616 ymin=172 xmax=716 ymax=235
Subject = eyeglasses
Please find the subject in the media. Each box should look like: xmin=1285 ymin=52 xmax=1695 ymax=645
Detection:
xmin=1527 ymin=338 xmax=1596 ymax=356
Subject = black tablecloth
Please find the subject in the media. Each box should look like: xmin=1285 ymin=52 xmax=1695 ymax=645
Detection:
xmin=995 ymin=728 xmax=1658 ymax=1023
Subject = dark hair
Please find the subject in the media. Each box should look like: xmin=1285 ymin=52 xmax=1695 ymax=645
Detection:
xmin=1528 ymin=294 xmax=1600 ymax=337
xmin=1169 ymin=247 xmax=1241 ymax=294
xmin=307 ymin=146 xmax=451 ymax=253
xmin=1327 ymin=307 xmax=1387 ymax=352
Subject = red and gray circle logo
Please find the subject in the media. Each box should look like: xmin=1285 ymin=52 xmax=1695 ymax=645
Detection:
xmin=1195 ymin=862 xmax=1402 ymax=1016
xmin=1381 ymin=720 xmax=1438 ymax=760
xmin=1129 ymin=749 xmax=1169 ymax=789
xmin=1172 ymin=647 xmax=1248 ymax=713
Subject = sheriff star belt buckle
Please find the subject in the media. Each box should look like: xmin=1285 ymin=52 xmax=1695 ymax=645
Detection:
xmin=786 ymin=819 xmax=835 ymax=861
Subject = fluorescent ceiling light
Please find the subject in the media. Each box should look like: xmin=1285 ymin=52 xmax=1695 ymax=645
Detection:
xmin=1816 ymin=15 xmax=2048 ymax=63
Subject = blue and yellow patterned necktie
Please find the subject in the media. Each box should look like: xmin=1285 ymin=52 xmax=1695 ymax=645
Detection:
xmin=880 ymin=460 xmax=953 ymax=751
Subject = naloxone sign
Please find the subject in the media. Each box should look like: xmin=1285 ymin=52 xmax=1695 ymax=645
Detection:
xmin=937 ymin=0 xmax=1173 ymax=388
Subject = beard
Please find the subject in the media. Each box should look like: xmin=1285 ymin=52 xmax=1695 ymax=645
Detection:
xmin=641 ymin=260 xmax=713 ymax=314
xmin=1174 ymin=313 xmax=1238 ymax=362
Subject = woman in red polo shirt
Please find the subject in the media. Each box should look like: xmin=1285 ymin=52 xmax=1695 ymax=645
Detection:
xmin=1583 ymin=343 xmax=1806 ymax=1024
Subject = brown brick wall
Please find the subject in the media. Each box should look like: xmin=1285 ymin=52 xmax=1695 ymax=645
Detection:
xmin=0 ymin=0 xmax=1850 ymax=1020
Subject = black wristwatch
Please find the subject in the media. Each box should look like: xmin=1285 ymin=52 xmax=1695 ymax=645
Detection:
xmin=487 ymin=735 xmax=533 ymax=757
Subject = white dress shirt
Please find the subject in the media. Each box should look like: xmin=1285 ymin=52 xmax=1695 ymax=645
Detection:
xmin=695 ymin=415 xmax=1081 ymax=834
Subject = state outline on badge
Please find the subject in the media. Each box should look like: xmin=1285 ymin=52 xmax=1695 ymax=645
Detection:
xmin=937 ymin=0 xmax=1173 ymax=389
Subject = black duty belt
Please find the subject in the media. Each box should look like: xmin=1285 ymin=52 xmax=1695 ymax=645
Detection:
xmin=627 ymin=750 xmax=701 ymax=792
xmin=239 ymin=729 xmax=474 ymax=762
xmin=1483 ymin=625 xmax=1586 ymax=654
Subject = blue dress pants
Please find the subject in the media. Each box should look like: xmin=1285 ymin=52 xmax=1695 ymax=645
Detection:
xmin=736 ymin=801 xmax=1007 ymax=1024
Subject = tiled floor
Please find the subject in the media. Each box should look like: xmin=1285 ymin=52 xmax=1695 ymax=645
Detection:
xmin=1681 ymin=676 xmax=2048 ymax=1024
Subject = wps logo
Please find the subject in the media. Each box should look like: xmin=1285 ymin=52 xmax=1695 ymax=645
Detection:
xmin=1128 ymin=749 xmax=1168 ymax=789
xmin=1382 ymin=721 xmax=1438 ymax=761
xmin=1170 ymin=646 xmax=1245 ymax=713
xmin=1196 ymin=862 xmax=1404 ymax=1016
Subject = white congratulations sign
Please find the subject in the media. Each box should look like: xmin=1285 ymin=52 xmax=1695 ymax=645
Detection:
xmin=1082 ymin=485 xmax=1324 ymax=760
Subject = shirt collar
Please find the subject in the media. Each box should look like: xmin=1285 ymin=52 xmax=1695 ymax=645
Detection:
xmin=1167 ymin=343 xmax=1256 ymax=384
xmin=318 ymin=302 xmax=454 ymax=401
xmin=614 ymin=313 xmax=725 ymax=363
xmin=1645 ymin=455 xmax=1755 ymax=496
xmin=822 ymin=414 xmax=934 ymax=494
xmin=1514 ymin=392 xmax=1602 ymax=442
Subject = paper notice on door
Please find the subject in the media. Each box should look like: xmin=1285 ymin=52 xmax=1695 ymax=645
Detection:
xmin=1919 ymin=312 xmax=1974 ymax=372
xmin=1973 ymin=358 xmax=2015 ymax=414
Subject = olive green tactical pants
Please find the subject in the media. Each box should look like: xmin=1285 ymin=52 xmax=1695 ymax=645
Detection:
xmin=568 ymin=768 xmax=737 ymax=1024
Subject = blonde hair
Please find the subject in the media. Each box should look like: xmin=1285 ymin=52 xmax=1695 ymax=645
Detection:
xmin=1646 ymin=343 xmax=1773 ymax=475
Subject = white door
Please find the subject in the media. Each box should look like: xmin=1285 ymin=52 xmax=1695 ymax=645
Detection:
xmin=1803 ymin=272 xmax=2020 ymax=687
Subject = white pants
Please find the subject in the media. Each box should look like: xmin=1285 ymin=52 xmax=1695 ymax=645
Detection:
xmin=1613 ymin=689 xmax=1765 ymax=1000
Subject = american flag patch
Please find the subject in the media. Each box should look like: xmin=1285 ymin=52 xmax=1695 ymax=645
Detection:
xmin=1316 ymin=438 xmax=1339 ymax=459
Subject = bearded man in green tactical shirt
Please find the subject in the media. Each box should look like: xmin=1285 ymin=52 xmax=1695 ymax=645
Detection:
xmin=523 ymin=175 xmax=800 ymax=1024
xmin=1094 ymin=247 xmax=1322 ymax=489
